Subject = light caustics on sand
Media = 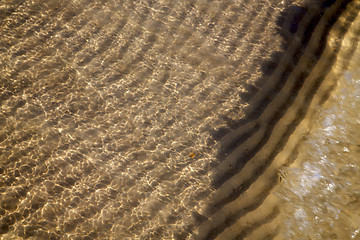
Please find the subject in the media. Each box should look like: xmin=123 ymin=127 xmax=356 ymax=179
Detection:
xmin=0 ymin=0 xmax=359 ymax=240
xmin=275 ymin=41 xmax=360 ymax=240
xmin=194 ymin=1 xmax=360 ymax=239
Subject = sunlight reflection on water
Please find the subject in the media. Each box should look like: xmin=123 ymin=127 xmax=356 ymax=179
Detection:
xmin=277 ymin=54 xmax=360 ymax=239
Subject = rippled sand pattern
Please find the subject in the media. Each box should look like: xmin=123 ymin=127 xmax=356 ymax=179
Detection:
xmin=0 ymin=0 xmax=359 ymax=239
xmin=0 ymin=1 xmax=291 ymax=239
xmin=276 ymin=40 xmax=360 ymax=239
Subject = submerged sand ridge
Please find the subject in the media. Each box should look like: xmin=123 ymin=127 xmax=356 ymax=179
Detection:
xmin=275 ymin=27 xmax=360 ymax=239
xmin=0 ymin=0 xmax=359 ymax=239
xmin=195 ymin=1 xmax=360 ymax=239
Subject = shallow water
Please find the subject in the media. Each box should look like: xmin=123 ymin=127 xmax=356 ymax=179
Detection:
xmin=0 ymin=1 xmax=287 ymax=239
xmin=0 ymin=1 xmax=359 ymax=239
xmin=276 ymin=41 xmax=360 ymax=240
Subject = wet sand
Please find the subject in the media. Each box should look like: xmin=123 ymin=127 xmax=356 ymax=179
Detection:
xmin=0 ymin=0 xmax=359 ymax=239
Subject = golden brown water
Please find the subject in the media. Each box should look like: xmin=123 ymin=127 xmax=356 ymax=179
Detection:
xmin=275 ymin=42 xmax=360 ymax=240
xmin=0 ymin=1 xmax=286 ymax=238
xmin=0 ymin=0 xmax=359 ymax=239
